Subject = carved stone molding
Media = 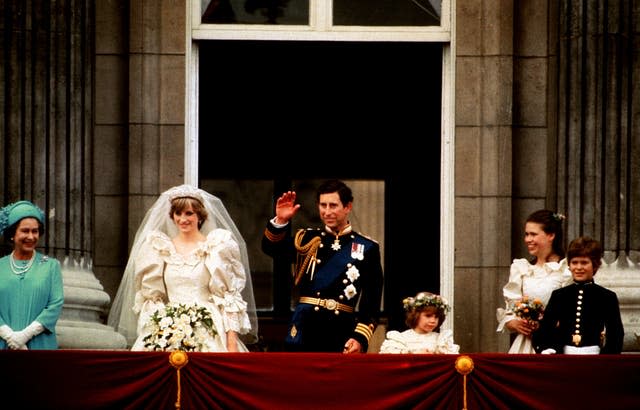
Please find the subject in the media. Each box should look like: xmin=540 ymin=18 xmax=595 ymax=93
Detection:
xmin=57 ymin=257 xmax=127 ymax=349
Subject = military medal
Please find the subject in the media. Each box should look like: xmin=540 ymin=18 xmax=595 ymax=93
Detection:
xmin=351 ymin=243 xmax=364 ymax=260
xmin=331 ymin=236 xmax=341 ymax=251
xmin=572 ymin=334 xmax=581 ymax=345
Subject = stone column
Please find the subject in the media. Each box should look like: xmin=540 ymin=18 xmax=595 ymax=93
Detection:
xmin=57 ymin=257 xmax=126 ymax=349
xmin=454 ymin=0 xmax=516 ymax=353
xmin=556 ymin=0 xmax=640 ymax=351
xmin=1 ymin=1 xmax=126 ymax=349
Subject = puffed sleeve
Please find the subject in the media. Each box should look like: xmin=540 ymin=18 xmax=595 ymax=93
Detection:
xmin=204 ymin=229 xmax=251 ymax=335
xmin=496 ymin=258 xmax=529 ymax=332
xmin=133 ymin=231 xmax=170 ymax=333
xmin=435 ymin=329 xmax=460 ymax=354
xmin=379 ymin=330 xmax=409 ymax=354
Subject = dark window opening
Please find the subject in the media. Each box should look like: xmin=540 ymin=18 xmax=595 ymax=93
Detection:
xmin=199 ymin=40 xmax=442 ymax=349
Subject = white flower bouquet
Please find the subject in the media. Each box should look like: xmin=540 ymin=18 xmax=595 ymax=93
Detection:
xmin=142 ymin=302 xmax=217 ymax=352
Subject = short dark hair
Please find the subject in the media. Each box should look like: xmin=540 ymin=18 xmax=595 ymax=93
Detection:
xmin=316 ymin=179 xmax=353 ymax=205
xmin=405 ymin=305 xmax=447 ymax=333
xmin=567 ymin=236 xmax=603 ymax=273
xmin=170 ymin=197 xmax=208 ymax=229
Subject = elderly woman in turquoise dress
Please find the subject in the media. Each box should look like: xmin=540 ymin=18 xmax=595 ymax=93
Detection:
xmin=0 ymin=200 xmax=64 ymax=350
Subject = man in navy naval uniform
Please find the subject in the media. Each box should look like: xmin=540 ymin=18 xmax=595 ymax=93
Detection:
xmin=262 ymin=179 xmax=384 ymax=353
xmin=534 ymin=236 xmax=624 ymax=354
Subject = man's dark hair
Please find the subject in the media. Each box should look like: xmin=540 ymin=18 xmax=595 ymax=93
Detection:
xmin=316 ymin=179 xmax=353 ymax=205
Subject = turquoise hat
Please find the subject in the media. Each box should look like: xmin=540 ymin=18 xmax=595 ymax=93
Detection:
xmin=0 ymin=200 xmax=45 ymax=236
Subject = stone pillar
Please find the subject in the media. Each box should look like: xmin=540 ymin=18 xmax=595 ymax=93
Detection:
xmin=597 ymin=254 xmax=640 ymax=351
xmin=556 ymin=1 xmax=640 ymax=351
xmin=454 ymin=0 xmax=516 ymax=353
xmin=1 ymin=1 xmax=126 ymax=349
xmin=57 ymin=257 xmax=126 ymax=349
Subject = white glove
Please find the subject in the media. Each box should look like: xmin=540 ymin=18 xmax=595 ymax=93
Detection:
xmin=7 ymin=321 xmax=45 ymax=349
xmin=0 ymin=325 xmax=13 ymax=340
xmin=541 ymin=348 xmax=556 ymax=354
xmin=7 ymin=331 xmax=30 ymax=349
xmin=0 ymin=325 xmax=18 ymax=350
xmin=1 ymin=325 xmax=20 ymax=349
xmin=24 ymin=321 xmax=45 ymax=338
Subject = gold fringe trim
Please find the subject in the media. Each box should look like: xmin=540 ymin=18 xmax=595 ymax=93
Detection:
xmin=293 ymin=229 xmax=321 ymax=285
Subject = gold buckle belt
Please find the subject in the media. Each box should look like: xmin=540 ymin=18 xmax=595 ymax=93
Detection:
xmin=299 ymin=296 xmax=354 ymax=313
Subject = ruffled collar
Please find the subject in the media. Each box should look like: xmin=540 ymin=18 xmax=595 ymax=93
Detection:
xmin=514 ymin=257 xmax=567 ymax=277
xmin=149 ymin=230 xmax=214 ymax=265
xmin=540 ymin=260 xmax=563 ymax=272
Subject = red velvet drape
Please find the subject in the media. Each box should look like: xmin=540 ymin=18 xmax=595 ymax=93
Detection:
xmin=2 ymin=350 xmax=639 ymax=410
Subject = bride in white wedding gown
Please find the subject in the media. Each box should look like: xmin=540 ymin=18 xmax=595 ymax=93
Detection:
xmin=108 ymin=184 xmax=258 ymax=352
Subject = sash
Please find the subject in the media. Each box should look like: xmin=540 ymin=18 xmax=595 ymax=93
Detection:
xmin=311 ymin=237 xmax=372 ymax=292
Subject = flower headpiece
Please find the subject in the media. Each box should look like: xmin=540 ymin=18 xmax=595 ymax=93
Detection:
xmin=403 ymin=292 xmax=451 ymax=314
xmin=166 ymin=184 xmax=206 ymax=205
xmin=0 ymin=200 xmax=45 ymax=236
xmin=552 ymin=212 xmax=566 ymax=222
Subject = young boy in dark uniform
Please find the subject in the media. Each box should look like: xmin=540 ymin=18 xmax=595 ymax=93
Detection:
xmin=534 ymin=236 xmax=624 ymax=354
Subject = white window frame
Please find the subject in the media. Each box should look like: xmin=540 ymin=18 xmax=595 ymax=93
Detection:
xmin=184 ymin=0 xmax=456 ymax=329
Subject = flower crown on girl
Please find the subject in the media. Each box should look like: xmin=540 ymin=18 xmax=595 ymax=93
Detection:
xmin=403 ymin=291 xmax=451 ymax=314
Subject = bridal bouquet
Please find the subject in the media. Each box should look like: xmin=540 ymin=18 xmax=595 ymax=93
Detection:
xmin=143 ymin=302 xmax=216 ymax=352
xmin=512 ymin=296 xmax=544 ymax=324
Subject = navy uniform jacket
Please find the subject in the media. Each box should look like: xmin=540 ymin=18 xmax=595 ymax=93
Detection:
xmin=533 ymin=281 xmax=624 ymax=354
xmin=262 ymin=223 xmax=384 ymax=352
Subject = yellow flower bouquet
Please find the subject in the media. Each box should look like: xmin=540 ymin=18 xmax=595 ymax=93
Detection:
xmin=512 ymin=296 xmax=544 ymax=324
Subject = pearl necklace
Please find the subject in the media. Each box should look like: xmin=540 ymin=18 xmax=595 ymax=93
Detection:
xmin=9 ymin=251 xmax=36 ymax=275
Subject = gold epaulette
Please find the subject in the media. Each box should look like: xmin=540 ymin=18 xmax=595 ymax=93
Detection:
xmin=264 ymin=227 xmax=286 ymax=243
xmin=355 ymin=323 xmax=375 ymax=342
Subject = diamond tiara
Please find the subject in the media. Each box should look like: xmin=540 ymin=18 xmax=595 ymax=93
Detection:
xmin=166 ymin=184 xmax=205 ymax=204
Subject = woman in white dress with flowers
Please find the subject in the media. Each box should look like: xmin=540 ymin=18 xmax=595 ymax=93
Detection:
xmin=496 ymin=209 xmax=572 ymax=354
xmin=380 ymin=292 xmax=459 ymax=354
xmin=108 ymin=184 xmax=258 ymax=352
